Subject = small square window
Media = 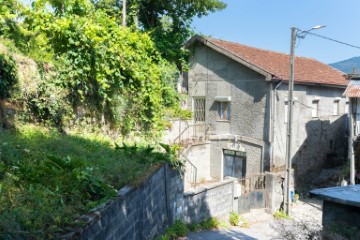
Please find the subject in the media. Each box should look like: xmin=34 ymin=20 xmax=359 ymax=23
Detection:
xmin=217 ymin=101 xmax=230 ymax=121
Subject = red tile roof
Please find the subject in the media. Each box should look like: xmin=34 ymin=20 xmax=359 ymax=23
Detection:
xmin=189 ymin=36 xmax=348 ymax=87
xmin=343 ymin=80 xmax=360 ymax=97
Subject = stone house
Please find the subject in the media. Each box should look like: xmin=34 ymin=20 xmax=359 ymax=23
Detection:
xmin=343 ymin=73 xmax=360 ymax=184
xmin=181 ymin=35 xmax=348 ymax=189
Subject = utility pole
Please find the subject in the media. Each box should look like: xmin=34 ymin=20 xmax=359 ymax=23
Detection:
xmin=349 ymin=100 xmax=355 ymax=185
xmin=285 ymin=27 xmax=296 ymax=216
xmin=122 ymin=0 xmax=127 ymax=27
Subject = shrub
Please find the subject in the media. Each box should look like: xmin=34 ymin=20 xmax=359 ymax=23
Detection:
xmin=200 ymin=217 xmax=221 ymax=230
xmin=165 ymin=220 xmax=188 ymax=239
xmin=229 ymin=211 xmax=240 ymax=226
xmin=273 ymin=210 xmax=291 ymax=220
xmin=187 ymin=222 xmax=202 ymax=232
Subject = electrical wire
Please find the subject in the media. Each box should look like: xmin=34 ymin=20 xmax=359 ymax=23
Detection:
xmin=305 ymin=31 xmax=360 ymax=50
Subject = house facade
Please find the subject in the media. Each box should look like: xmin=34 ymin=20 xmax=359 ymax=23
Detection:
xmin=343 ymin=73 xmax=360 ymax=184
xmin=183 ymin=35 xmax=348 ymax=188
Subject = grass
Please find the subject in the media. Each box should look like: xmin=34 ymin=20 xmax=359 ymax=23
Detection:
xmin=0 ymin=124 xmax=177 ymax=239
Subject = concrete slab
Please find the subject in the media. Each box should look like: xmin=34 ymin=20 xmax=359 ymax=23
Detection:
xmin=310 ymin=184 xmax=360 ymax=207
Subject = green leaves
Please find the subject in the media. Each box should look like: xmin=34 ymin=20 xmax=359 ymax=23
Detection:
xmin=0 ymin=53 xmax=18 ymax=99
xmin=1 ymin=0 xmax=183 ymax=135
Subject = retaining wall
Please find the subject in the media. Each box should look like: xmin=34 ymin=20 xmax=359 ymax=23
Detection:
xmin=62 ymin=164 xmax=239 ymax=240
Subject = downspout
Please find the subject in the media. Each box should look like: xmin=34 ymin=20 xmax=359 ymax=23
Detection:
xmin=271 ymin=81 xmax=283 ymax=170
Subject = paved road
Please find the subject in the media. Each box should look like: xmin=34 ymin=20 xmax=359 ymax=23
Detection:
xmin=187 ymin=199 xmax=322 ymax=240
xmin=187 ymin=228 xmax=258 ymax=240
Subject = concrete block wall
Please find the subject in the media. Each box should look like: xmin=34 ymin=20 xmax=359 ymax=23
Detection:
xmin=71 ymin=166 xmax=169 ymax=240
xmin=63 ymin=165 xmax=241 ymax=240
xmin=180 ymin=179 xmax=235 ymax=223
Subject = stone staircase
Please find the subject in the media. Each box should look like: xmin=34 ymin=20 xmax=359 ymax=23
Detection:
xmin=173 ymin=123 xmax=212 ymax=189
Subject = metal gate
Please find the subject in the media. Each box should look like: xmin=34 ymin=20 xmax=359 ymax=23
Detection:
xmin=237 ymin=174 xmax=266 ymax=214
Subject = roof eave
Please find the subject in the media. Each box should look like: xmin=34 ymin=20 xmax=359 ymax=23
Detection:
xmin=272 ymin=78 xmax=347 ymax=89
xmin=186 ymin=35 xmax=273 ymax=81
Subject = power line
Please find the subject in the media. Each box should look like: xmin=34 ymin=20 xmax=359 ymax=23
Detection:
xmin=306 ymin=31 xmax=360 ymax=50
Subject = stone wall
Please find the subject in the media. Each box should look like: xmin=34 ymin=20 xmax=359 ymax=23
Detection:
xmin=63 ymin=164 xmax=240 ymax=240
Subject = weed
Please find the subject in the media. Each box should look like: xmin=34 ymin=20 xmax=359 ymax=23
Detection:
xmin=218 ymin=219 xmax=230 ymax=228
xmin=200 ymin=217 xmax=221 ymax=230
xmin=229 ymin=211 xmax=240 ymax=226
xmin=273 ymin=210 xmax=291 ymax=220
xmin=187 ymin=222 xmax=202 ymax=232
xmin=164 ymin=220 xmax=188 ymax=239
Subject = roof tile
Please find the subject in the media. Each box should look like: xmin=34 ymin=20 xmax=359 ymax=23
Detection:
xmin=343 ymin=80 xmax=360 ymax=97
xmin=206 ymin=37 xmax=348 ymax=86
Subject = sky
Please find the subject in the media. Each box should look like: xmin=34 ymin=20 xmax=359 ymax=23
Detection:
xmin=192 ymin=0 xmax=360 ymax=64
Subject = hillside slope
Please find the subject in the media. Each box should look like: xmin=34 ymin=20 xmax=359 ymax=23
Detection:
xmin=330 ymin=56 xmax=360 ymax=73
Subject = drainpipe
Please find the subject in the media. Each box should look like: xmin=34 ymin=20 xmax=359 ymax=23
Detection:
xmin=271 ymin=81 xmax=283 ymax=169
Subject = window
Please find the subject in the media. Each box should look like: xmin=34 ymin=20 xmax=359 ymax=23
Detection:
xmin=333 ymin=100 xmax=340 ymax=115
xmin=312 ymin=100 xmax=319 ymax=117
xmin=194 ymin=98 xmax=205 ymax=122
xmin=217 ymin=101 xmax=230 ymax=121
xmin=284 ymin=101 xmax=289 ymax=123
xmin=223 ymin=150 xmax=246 ymax=178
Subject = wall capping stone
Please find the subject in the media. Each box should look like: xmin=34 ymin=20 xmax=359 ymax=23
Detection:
xmin=184 ymin=178 xmax=235 ymax=196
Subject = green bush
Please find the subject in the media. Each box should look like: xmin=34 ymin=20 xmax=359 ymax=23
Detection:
xmin=165 ymin=220 xmax=188 ymax=239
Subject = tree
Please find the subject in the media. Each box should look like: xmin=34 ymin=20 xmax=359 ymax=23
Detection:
xmin=92 ymin=0 xmax=227 ymax=67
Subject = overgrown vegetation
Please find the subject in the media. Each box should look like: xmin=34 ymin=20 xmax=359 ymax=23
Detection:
xmin=0 ymin=125 xmax=183 ymax=239
xmin=0 ymin=0 xmax=227 ymax=238
xmin=0 ymin=0 xmax=226 ymax=135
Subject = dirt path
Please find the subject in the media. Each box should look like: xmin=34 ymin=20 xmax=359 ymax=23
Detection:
xmin=187 ymin=198 xmax=323 ymax=240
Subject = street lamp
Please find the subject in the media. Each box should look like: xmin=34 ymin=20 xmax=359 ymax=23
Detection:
xmin=285 ymin=25 xmax=326 ymax=216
